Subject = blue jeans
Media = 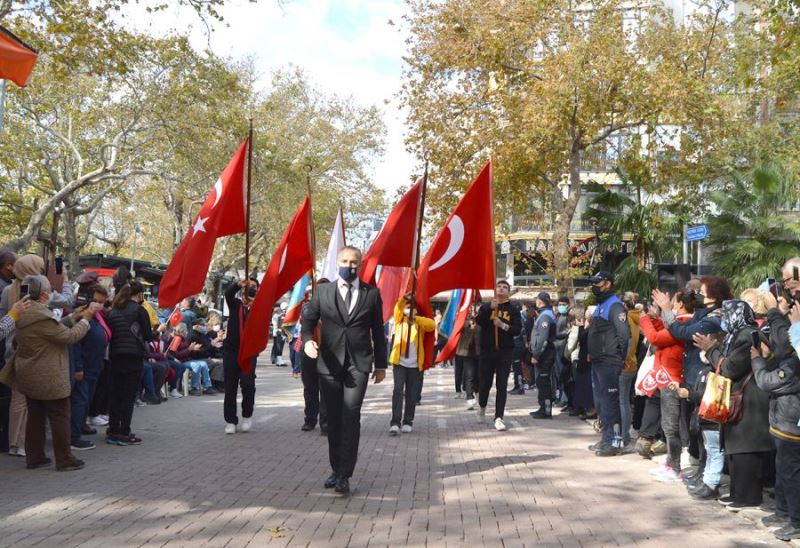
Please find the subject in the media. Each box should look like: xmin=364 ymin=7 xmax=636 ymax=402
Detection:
xmin=702 ymin=429 xmax=724 ymax=488
xmin=141 ymin=362 xmax=155 ymax=397
xmin=184 ymin=360 xmax=211 ymax=390
xmin=167 ymin=360 xmax=187 ymax=391
xmin=594 ymin=360 xmax=622 ymax=445
xmin=619 ymin=371 xmax=636 ymax=445
xmin=70 ymin=377 xmax=96 ymax=442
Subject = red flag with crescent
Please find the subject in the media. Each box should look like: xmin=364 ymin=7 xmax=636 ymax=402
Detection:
xmin=238 ymin=196 xmax=314 ymax=374
xmin=159 ymin=139 xmax=249 ymax=308
xmin=416 ymin=160 xmax=496 ymax=368
xmin=360 ymin=177 xmax=423 ymax=286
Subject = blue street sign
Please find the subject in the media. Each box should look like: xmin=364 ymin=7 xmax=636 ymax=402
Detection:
xmin=687 ymin=225 xmax=709 ymax=242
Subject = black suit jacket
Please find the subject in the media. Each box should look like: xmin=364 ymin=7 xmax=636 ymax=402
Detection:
xmin=301 ymin=281 xmax=388 ymax=374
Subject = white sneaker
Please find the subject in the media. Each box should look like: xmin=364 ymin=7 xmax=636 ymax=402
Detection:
xmin=135 ymin=399 xmax=147 ymax=407
xmin=494 ymin=418 xmax=507 ymax=431
xmin=477 ymin=407 xmax=486 ymax=421
xmin=240 ymin=417 xmax=252 ymax=432
xmin=649 ymin=464 xmax=670 ymax=476
xmin=466 ymin=398 xmax=476 ymax=410
xmin=401 ymin=424 xmax=413 ymax=434
xmin=169 ymin=389 xmax=183 ymax=399
xmin=225 ymin=423 xmax=236 ymax=435
xmin=15 ymin=447 xmax=25 ymax=457
xmin=453 ymin=392 xmax=463 ymax=399
xmin=389 ymin=425 xmax=400 ymax=436
xmin=8 ymin=446 xmax=17 ymax=456
xmin=89 ymin=415 xmax=109 ymax=426
xmin=654 ymin=466 xmax=680 ymax=482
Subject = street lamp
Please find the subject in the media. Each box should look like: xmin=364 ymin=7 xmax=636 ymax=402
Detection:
xmin=130 ymin=223 xmax=140 ymax=276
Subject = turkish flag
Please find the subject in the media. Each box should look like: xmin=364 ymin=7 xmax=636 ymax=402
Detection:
xmin=434 ymin=289 xmax=477 ymax=364
xmin=360 ymin=177 xmax=423 ymax=285
xmin=0 ymin=26 xmax=37 ymax=87
xmin=159 ymin=139 xmax=249 ymax=308
xmin=376 ymin=266 xmax=409 ymax=322
xmin=416 ymin=160 xmax=496 ymax=368
xmin=239 ymin=196 xmax=314 ymax=373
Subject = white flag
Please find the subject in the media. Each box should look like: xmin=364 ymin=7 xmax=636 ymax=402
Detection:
xmin=320 ymin=207 xmax=346 ymax=282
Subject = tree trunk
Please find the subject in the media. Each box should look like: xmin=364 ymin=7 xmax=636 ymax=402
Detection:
xmin=550 ymin=146 xmax=583 ymax=290
xmin=61 ymin=206 xmax=82 ymax=273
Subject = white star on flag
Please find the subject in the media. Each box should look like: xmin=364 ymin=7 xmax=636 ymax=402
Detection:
xmin=192 ymin=216 xmax=209 ymax=237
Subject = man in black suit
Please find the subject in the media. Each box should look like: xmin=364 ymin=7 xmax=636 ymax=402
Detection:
xmin=301 ymin=246 xmax=387 ymax=495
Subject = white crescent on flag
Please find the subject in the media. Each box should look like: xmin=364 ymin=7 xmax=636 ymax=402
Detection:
xmin=211 ymin=178 xmax=223 ymax=209
xmin=278 ymin=245 xmax=288 ymax=274
xmin=429 ymin=215 xmax=465 ymax=271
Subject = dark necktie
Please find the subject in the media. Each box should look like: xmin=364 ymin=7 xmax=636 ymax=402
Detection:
xmin=344 ymin=283 xmax=353 ymax=316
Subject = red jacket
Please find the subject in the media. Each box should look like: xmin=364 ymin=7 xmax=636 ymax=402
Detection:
xmin=639 ymin=314 xmax=692 ymax=384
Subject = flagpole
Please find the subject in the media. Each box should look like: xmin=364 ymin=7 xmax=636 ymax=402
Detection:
xmin=306 ymin=164 xmax=317 ymax=294
xmin=245 ymin=119 xmax=254 ymax=283
xmin=405 ymin=154 xmax=428 ymax=358
xmin=339 ymin=201 xmax=347 ymax=247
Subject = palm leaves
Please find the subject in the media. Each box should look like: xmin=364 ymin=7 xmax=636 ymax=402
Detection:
xmin=708 ymin=163 xmax=800 ymax=292
xmin=583 ymin=167 xmax=679 ymax=294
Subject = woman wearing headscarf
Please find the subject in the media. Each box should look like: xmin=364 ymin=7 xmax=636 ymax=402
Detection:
xmin=701 ymin=300 xmax=771 ymax=511
xmin=0 ymin=254 xmax=45 ymax=457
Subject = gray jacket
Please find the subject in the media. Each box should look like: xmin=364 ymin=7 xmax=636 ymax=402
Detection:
xmin=752 ymin=354 xmax=800 ymax=441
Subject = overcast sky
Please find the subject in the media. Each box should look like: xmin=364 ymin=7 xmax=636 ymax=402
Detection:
xmin=122 ymin=0 xmax=415 ymax=193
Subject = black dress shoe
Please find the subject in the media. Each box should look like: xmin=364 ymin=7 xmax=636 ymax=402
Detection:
xmin=301 ymin=422 xmax=315 ymax=432
xmin=324 ymin=473 xmax=338 ymax=489
xmin=334 ymin=477 xmax=350 ymax=495
xmin=26 ymin=458 xmax=52 ymax=470
xmin=320 ymin=425 xmax=328 ymax=435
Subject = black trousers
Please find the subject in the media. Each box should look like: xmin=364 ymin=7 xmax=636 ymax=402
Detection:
xmin=320 ymin=364 xmax=370 ymax=478
xmin=774 ymin=436 xmax=800 ymax=525
xmin=391 ymin=366 xmax=421 ymax=426
xmin=270 ymin=333 xmax=285 ymax=363
xmin=108 ymin=356 xmax=143 ymax=437
xmin=223 ymin=351 xmax=255 ymax=425
xmin=454 ymin=356 xmax=464 ymax=392
xmin=535 ymin=356 xmax=555 ymax=406
xmin=639 ymin=392 xmax=662 ymax=440
xmin=301 ymin=351 xmax=327 ymax=428
xmin=478 ymin=349 xmax=513 ymax=419
xmin=461 ymin=357 xmax=478 ymax=399
xmin=89 ymin=359 xmax=111 ymax=417
xmin=729 ymin=452 xmax=768 ymax=506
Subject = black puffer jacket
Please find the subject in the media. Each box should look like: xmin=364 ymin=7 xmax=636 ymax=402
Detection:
xmin=708 ymin=328 xmax=771 ymax=454
xmin=752 ymin=354 xmax=800 ymax=441
xmin=107 ymin=301 xmax=154 ymax=360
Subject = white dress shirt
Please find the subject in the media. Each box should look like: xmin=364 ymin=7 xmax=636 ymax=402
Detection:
xmin=337 ymin=278 xmax=360 ymax=315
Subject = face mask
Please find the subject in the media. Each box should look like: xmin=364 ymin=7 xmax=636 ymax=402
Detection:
xmin=558 ymin=305 xmax=568 ymax=314
xmin=591 ymin=285 xmax=603 ymax=296
xmin=196 ymin=326 xmax=208 ymax=334
xmin=403 ymin=307 xmax=411 ymax=317
xmin=338 ymin=265 xmax=358 ymax=282
xmin=720 ymin=320 xmax=729 ymax=333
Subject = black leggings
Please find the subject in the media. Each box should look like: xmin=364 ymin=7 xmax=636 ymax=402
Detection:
xmin=729 ymin=452 xmax=768 ymax=506
xmin=108 ymin=356 xmax=143 ymax=437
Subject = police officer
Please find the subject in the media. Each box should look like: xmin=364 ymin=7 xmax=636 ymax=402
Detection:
xmin=529 ymin=292 xmax=557 ymax=419
xmin=586 ymin=271 xmax=631 ymax=456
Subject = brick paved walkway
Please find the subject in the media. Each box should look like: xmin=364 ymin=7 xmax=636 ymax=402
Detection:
xmin=0 ymin=361 xmax=788 ymax=547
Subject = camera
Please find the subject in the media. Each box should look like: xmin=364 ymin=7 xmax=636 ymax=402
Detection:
xmin=75 ymin=288 xmax=90 ymax=308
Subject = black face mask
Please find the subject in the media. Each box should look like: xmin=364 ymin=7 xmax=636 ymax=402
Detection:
xmin=591 ymin=285 xmax=604 ymax=296
xmin=338 ymin=265 xmax=358 ymax=283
